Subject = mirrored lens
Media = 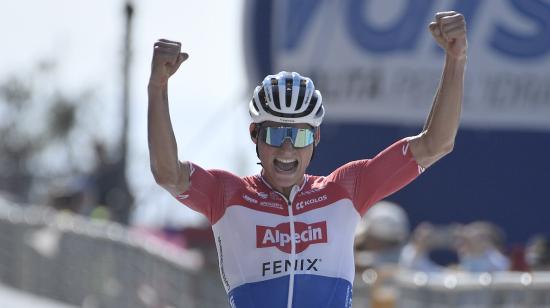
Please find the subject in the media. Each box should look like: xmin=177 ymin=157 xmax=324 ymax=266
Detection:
xmin=260 ymin=127 xmax=314 ymax=148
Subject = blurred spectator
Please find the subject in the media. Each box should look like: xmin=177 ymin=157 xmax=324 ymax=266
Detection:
xmin=354 ymin=201 xmax=410 ymax=308
xmin=86 ymin=141 xmax=133 ymax=224
xmin=355 ymin=200 xmax=410 ymax=270
xmin=399 ymin=222 xmax=455 ymax=272
xmin=399 ymin=221 xmax=510 ymax=273
xmin=525 ymin=235 xmax=550 ymax=271
xmin=47 ymin=177 xmax=87 ymax=213
xmin=509 ymin=244 xmax=529 ymax=271
xmin=456 ymin=221 xmax=510 ymax=272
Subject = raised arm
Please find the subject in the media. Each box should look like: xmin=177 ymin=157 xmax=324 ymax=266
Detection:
xmin=409 ymin=11 xmax=467 ymax=168
xmin=148 ymin=39 xmax=191 ymax=195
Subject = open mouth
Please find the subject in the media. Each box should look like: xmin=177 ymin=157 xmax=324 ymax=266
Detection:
xmin=274 ymin=158 xmax=298 ymax=173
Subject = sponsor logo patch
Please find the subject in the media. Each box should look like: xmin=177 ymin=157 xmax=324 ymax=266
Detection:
xmin=261 ymin=258 xmax=321 ymax=276
xmin=256 ymin=192 xmax=269 ymax=199
xmin=295 ymin=194 xmax=328 ymax=210
xmin=242 ymin=194 xmax=258 ymax=204
xmin=256 ymin=221 xmax=328 ymax=253
xmin=298 ymin=187 xmax=322 ymax=196
xmin=259 ymin=201 xmax=284 ymax=209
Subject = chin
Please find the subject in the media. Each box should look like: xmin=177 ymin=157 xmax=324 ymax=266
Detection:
xmin=271 ymin=169 xmax=302 ymax=187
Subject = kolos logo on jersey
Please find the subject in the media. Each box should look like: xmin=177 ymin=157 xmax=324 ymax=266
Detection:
xmin=256 ymin=221 xmax=328 ymax=253
xmin=295 ymin=194 xmax=328 ymax=210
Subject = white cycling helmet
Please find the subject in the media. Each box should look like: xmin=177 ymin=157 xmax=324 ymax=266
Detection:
xmin=249 ymin=71 xmax=324 ymax=127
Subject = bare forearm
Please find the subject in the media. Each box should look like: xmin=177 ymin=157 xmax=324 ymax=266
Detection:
xmin=147 ymin=83 xmax=181 ymax=184
xmin=423 ymin=55 xmax=465 ymax=152
xmin=409 ymin=11 xmax=467 ymax=168
xmin=422 ymin=80 xmax=440 ymax=131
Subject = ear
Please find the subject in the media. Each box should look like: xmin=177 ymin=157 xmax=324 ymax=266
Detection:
xmin=314 ymin=126 xmax=321 ymax=146
xmin=249 ymin=123 xmax=258 ymax=144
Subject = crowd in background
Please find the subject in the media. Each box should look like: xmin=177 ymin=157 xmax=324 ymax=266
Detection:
xmin=353 ymin=201 xmax=550 ymax=307
xmin=355 ymin=201 xmax=550 ymax=273
xmin=46 ymin=141 xmax=133 ymax=224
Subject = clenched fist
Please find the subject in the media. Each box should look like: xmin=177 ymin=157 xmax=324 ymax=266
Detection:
xmin=429 ymin=12 xmax=467 ymax=60
xmin=149 ymin=39 xmax=189 ymax=87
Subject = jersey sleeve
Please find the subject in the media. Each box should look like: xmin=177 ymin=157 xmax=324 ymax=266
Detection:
xmin=326 ymin=138 xmax=423 ymax=216
xmin=173 ymin=162 xmax=227 ymax=223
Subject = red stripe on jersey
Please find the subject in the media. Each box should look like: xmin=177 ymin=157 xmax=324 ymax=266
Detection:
xmin=226 ymin=191 xmax=288 ymax=216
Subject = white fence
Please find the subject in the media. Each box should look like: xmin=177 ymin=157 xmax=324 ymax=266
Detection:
xmin=396 ymin=270 xmax=550 ymax=307
xmin=0 ymin=201 xmax=227 ymax=308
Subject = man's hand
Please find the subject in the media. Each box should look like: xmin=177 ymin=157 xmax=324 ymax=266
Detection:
xmin=149 ymin=39 xmax=188 ymax=87
xmin=429 ymin=11 xmax=467 ymax=60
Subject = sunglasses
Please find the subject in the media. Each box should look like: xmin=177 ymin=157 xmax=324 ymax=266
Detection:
xmin=258 ymin=126 xmax=315 ymax=148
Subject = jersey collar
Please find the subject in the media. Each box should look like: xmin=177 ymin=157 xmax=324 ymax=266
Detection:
xmin=258 ymin=174 xmax=309 ymax=195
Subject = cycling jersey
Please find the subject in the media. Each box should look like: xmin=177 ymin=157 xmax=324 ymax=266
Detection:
xmin=174 ymin=139 xmax=423 ymax=308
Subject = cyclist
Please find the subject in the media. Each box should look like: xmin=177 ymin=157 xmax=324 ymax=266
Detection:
xmin=148 ymin=11 xmax=467 ymax=308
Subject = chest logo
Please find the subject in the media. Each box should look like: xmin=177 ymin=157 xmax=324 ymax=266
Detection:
xmin=256 ymin=221 xmax=328 ymax=253
xmin=295 ymin=194 xmax=328 ymax=210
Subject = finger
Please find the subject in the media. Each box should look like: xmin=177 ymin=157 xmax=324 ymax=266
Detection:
xmin=154 ymin=47 xmax=180 ymax=63
xmin=154 ymin=46 xmax=179 ymax=55
xmin=442 ymin=21 xmax=466 ymax=34
xmin=435 ymin=11 xmax=457 ymax=22
xmin=443 ymin=25 xmax=466 ymax=39
xmin=444 ymin=26 xmax=467 ymax=40
xmin=441 ymin=22 xmax=466 ymax=34
xmin=154 ymin=42 xmax=181 ymax=54
xmin=429 ymin=22 xmax=447 ymax=45
xmin=440 ymin=13 xmax=464 ymax=25
xmin=158 ymin=39 xmax=181 ymax=46
xmin=154 ymin=41 xmax=181 ymax=52
xmin=428 ymin=22 xmax=441 ymax=37
xmin=435 ymin=12 xmax=458 ymax=42
xmin=442 ymin=18 xmax=466 ymax=32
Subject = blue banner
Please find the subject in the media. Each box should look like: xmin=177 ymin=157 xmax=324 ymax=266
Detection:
xmin=244 ymin=0 xmax=550 ymax=243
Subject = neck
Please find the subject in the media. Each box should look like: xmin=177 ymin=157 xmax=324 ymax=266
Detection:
xmin=260 ymin=171 xmax=304 ymax=200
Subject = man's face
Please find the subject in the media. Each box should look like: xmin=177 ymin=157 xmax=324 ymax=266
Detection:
xmin=251 ymin=121 xmax=319 ymax=194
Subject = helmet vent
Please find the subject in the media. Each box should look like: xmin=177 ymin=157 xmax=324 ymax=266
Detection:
xmin=285 ymin=78 xmax=293 ymax=108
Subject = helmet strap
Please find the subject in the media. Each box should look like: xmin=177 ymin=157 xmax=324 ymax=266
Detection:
xmin=255 ymin=143 xmax=261 ymax=164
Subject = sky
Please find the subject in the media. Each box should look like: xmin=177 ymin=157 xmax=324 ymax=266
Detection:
xmin=0 ymin=0 xmax=259 ymax=226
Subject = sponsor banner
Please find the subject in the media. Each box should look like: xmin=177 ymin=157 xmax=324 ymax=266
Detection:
xmin=258 ymin=0 xmax=550 ymax=130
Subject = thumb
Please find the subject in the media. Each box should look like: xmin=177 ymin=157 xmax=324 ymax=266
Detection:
xmin=174 ymin=52 xmax=189 ymax=70
xmin=178 ymin=52 xmax=189 ymax=64
xmin=428 ymin=22 xmax=446 ymax=47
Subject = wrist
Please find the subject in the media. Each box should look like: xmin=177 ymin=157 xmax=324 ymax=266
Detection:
xmin=445 ymin=53 xmax=467 ymax=65
xmin=148 ymin=78 xmax=168 ymax=90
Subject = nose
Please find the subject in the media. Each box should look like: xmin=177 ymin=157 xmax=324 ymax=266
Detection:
xmin=280 ymin=138 xmax=294 ymax=151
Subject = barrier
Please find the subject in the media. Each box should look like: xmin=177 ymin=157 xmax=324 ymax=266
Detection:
xmin=0 ymin=200 xmax=227 ymax=308
xmin=395 ymin=270 xmax=550 ymax=307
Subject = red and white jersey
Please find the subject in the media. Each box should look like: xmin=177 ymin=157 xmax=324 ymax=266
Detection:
xmin=174 ymin=139 xmax=423 ymax=308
